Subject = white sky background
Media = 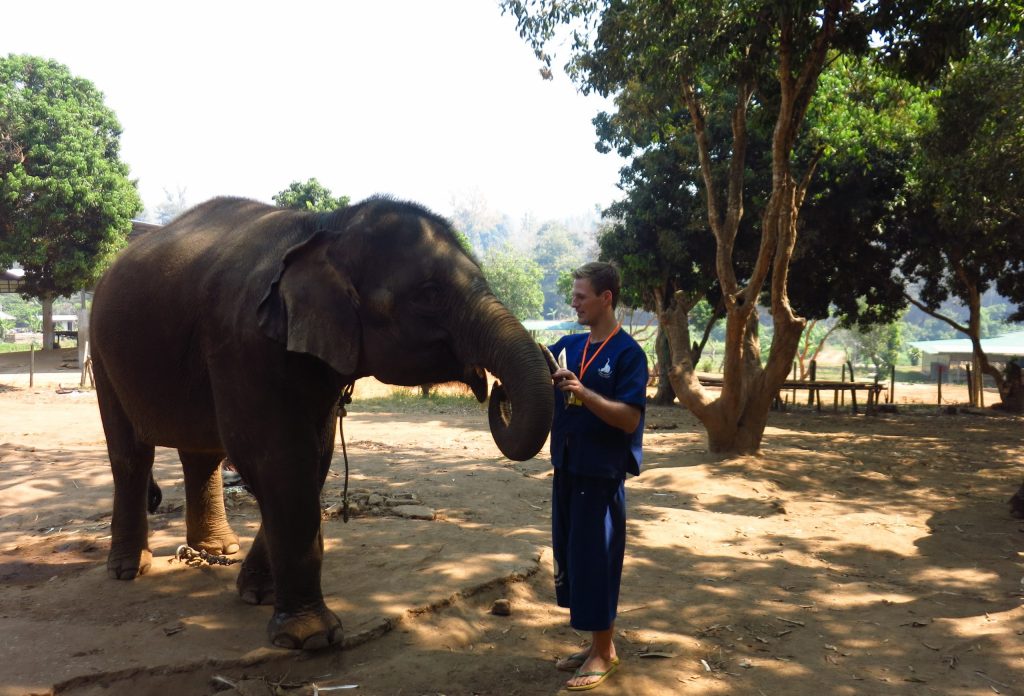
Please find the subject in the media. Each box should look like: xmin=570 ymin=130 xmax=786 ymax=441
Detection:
xmin=4 ymin=0 xmax=626 ymax=224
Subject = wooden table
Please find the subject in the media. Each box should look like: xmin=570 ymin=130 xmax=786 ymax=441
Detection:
xmin=696 ymin=375 xmax=887 ymax=414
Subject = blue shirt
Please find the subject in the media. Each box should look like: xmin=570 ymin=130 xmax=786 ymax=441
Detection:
xmin=549 ymin=330 xmax=648 ymax=479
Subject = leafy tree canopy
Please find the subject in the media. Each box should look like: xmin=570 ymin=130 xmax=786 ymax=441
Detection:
xmin=482 ymin=245 xmax=544 ymax=320
xmin=504 ymin=0 xmax=1006 ymax=450
xmin=895 ymin=33 xmax=1024 ymax=319
xmin=272 ymin=178 xmax=350 ymax=212
xmin=448 ymin=192 xmax=512 ymax=256
xmin=532 ymin=221 xmax=587 ymax=318
xmin=0 ymin=54 xmax=142 ymax=299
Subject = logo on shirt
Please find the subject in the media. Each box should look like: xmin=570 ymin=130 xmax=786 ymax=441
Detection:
xmin=598 ymin=359 xmax=612 ymax=378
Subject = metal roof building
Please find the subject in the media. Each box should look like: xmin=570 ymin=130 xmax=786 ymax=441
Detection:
xmin=909 ymin=330 xmax=1024 ymax=375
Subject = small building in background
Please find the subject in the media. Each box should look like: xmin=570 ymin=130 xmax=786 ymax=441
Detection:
xmin=910 ymin=331 xmax=1024 ymax=383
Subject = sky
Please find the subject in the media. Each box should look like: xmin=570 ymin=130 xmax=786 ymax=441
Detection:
xmin=4 ymin=0 xmax=626 ymax=225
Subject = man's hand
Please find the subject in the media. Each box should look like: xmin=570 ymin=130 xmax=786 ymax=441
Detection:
xmin=552 ymin=368 xmax=584 ymax=399
xmin=552 ymin=368 xmax=641 ymax=434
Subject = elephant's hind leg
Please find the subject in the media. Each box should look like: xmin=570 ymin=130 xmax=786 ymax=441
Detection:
xmin=179 ymin=450 xmax=240 ymax=555
xmin=94 ymin=362 xmax=155 ymax=580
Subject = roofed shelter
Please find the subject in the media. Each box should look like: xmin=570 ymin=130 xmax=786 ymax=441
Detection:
xmin=910 ymin=330 xmax=1024 ymax=381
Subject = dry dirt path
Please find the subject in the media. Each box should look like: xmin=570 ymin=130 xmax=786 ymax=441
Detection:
xmin=0 ymin=349 xmax=1022 ymax=695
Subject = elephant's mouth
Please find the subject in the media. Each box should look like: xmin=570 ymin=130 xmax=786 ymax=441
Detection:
xmin=462 ymin=365 xmax=489 ymax=403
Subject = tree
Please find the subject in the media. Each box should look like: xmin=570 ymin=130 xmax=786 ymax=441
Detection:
xmin=893 ymin=34 xmax=1024 ymax=408
xmin=272 ymin=178 xmax=350 ymax=212
xmin=151 ymin=186 xmax=189 ymax=224
xmin=794 ymin=318 xmax=841 ymax=380
xmin=841 ymin=317 xmax=905 ymax=376
xmin=532 ymin=221 xmax=587 ymax=318
xmin=503 ymin=1 xmax=995 ymax=452
xmin=0 ymin=55 xmax=142 ymax=350
xmin=482 ymin=245 xmax=544 ymax=320
xmin=448 ymin=191 xmax=511 ymax=255
xmin=598 ymin=144 xmax=727 ymax=404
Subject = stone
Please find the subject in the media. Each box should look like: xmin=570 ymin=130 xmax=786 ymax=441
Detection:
xmin=490 ymin=598 xmax=511 ymax=616
xmin=391 ymin=504 xmax=435 ymax=520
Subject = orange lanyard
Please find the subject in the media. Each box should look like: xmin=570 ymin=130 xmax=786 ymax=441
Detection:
xmin=579 ymin=324 xmax=621 ymax=380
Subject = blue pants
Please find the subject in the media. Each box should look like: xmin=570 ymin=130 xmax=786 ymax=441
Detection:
xmin=551 ymin=468 xmax=626 ymax=632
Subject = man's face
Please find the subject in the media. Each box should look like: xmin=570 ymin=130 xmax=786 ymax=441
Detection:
xmin=571 ymin=278 xmax=609 ymax=326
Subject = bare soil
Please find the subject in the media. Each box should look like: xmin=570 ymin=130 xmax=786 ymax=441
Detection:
xmin=1 ymin=349 xmax=1022 ymax=696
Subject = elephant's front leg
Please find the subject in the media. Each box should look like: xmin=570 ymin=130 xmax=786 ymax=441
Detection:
xmin=237 ymin=415 xmax=337 ymax=610
xmin=259 ymin=470 xmax=341 ymax=650
xmin=179 ymin=450 xmax=240 ymax=555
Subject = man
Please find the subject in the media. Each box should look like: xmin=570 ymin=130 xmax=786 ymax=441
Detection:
xmin=548 ymin=262 xmax=647 ymax=691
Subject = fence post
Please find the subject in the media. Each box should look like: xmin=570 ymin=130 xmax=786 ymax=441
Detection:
xmin=792 ymin=361 xmax=798 ymax=403
xmin=29 ymin=342 xmax=35 ymax=388
xmin=808 ymin=359 xmax=817 ymax=406
xmin=847 ymin=361 xmax=858 ymax=414
xmin=840 ymin=363 xmax=847 ymax=407
xmin=889 ymin=364 xmax=895 ymax=404
xmin=937 ymin=364 xmax=944 ymax=407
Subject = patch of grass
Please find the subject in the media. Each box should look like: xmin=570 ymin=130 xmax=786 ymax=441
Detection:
xmin=348 ymin=385 xmax=484 ymax=415
xmin=0 ymin=340 xmax=77 ymax=353
xmin=0 ymin=343 xmax=34 ymax=354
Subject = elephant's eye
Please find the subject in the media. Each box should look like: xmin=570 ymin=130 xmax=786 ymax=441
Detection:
xmin=414 ymin=282 xmax=443 ymax=309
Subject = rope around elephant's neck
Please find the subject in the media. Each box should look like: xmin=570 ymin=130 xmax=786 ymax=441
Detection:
xmin=338 ymin=383 xmax=355 ymax=524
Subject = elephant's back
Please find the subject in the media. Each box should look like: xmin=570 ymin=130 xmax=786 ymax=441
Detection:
xmin=106 ymin=198 xmax=304 ymax=288
xmin=94 ymin=198 xmax=308 ymax=330
xmin=90 ymin=197 xmax=314 ymax=443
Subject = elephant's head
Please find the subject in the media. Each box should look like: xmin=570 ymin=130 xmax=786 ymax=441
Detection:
xmin=257 ymin=197 xmax=552 ymax=461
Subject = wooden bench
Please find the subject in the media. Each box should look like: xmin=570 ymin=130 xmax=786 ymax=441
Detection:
xmin=696 ymin=375 xmax=887 ymax=414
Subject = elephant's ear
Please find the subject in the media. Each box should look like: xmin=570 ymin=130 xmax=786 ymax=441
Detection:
xmin=257 ymin=232 xmax=360 ymax=376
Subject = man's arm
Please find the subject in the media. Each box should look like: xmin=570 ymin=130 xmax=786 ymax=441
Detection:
xmin=552 ymin=368 xmax=642 ymax=433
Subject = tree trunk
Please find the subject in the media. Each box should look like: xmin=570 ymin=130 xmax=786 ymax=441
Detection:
xmin=665 ymin=10 xmax=835 ymax=454
xmin=41 ymin=297 xmax=55 ymax=351
xmin=905 ymin=260 xmax=1006 ymax=407
xmin=651 ymin=325 xmax=675 ymax=405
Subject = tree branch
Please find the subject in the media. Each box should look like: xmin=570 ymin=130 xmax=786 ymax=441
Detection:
xmin=903 ymin=292 xmax=969 ymax=334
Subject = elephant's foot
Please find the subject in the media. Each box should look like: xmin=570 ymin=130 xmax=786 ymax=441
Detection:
xmin=107 ymin=546 xmax=152 ymax=580
xmin=187 ymin=524 xmax=240 ymax=555
xmin=236 ymin=559 xmax=275 ymax=605
xmin=268 ymin=606 xmax=343 ymax=650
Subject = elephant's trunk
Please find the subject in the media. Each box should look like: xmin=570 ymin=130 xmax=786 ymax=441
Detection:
xmin=463 ymin=294 xmax=553 ymax=461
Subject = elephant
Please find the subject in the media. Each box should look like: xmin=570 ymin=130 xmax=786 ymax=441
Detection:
xmin=90 ymin=196 xmax=553 ymax=650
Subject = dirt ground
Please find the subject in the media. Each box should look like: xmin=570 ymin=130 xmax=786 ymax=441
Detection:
xmin=1 ymin=348 xmax=1022 ymax=696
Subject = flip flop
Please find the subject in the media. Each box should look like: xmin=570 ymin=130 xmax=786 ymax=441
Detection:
xmin=565 ymin=660 xmax=619 ymax=691
xmin=556 ymin=649 xmax=591 ymax=672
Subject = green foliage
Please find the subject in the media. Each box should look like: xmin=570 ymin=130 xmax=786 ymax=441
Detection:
xmin=791 ymin=56 xmax=928 ymax=326
xmin=894 ymin=33 xmax=1024 ymax=320
xmin=556 ymin=269 xmax=574 ymax=309
xmin=451 ymin=228 xmax=474 ymax=258
xmin=272 ymin=178 xmax=350 ymax=212
xmin=0 ymin=55 xmax=142 ymax=299
xmin=531 ymin=222 xmax=586 ymax=317
xmin=481 ymin=245 xmax=544 ymax=320
xmin=840 ymin=320 xmax=905 ymax=374
xmin=0 ymin=293 xmax=40 ymax=327
xmin=599 ymin=54 xmax=920 ymax=327
xmin=448 ymin=194 xmax=511 ymax=256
